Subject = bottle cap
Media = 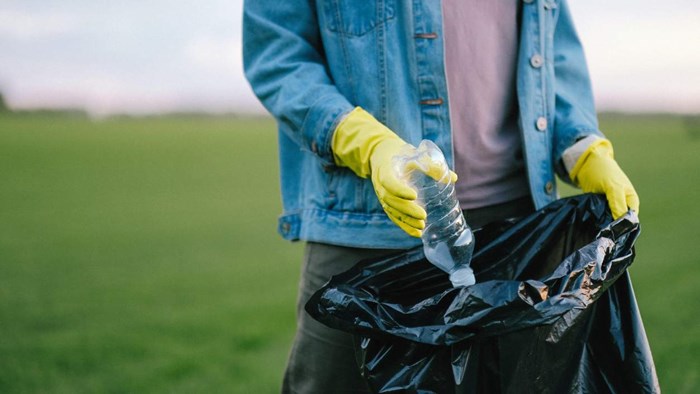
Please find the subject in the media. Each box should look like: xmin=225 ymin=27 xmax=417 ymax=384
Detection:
xmin=450 ymin=267 xmax=476 ymax=287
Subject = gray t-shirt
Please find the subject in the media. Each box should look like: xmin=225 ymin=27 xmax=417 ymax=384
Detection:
xmin=442 ymin=0 xmax=530 ymax=209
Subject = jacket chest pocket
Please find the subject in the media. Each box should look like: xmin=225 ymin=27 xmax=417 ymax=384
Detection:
xmin=322 ymin=0 xmax=395 ymax=37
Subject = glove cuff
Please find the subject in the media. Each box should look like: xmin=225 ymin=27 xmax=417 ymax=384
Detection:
xmin=569 ymin=138 xmax=614 ymax=183
xmin=562 ymin=135 xmax=602 ymax=174
xmin=331 ymin=107 xmax=404 ymax=178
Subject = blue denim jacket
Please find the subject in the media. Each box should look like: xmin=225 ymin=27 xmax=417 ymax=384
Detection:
xmin=243 ymin=0 xmax=603 ymax=249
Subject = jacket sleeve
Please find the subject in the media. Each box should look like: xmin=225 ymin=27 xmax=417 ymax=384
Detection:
xmin=242 ymin=1 xmax=354 ymax=164
xmin=551 ymin=0 xmax=605 ymax=179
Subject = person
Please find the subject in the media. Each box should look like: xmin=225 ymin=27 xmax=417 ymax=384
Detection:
xmin=243 ymin=1 xmax=639 ymax=392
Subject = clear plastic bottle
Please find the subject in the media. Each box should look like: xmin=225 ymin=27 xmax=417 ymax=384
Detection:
xmin=393 ymin=140 xmax=476 ymax=287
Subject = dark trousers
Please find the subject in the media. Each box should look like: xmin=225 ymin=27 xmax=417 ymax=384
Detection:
xmin=282 ymin=197 xmax=535 ymax=393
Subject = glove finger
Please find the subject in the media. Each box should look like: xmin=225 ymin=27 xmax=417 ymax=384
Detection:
xmin=403 ymin=160 xmax=455 ymax=184
xmin=424 ymin=162 xmax=453 ymax=184
xmin=606 ymin=186 xmax=629 ymax=220
xmin=428 ymin=165 xmax=457 ymax=185
xmin=384 ymin=207 xmax=423 ymax=238
xmin=379 ymin=167 xmax=418 ymax=200
xmin=626 ymin=186 xmax=640 ymax=215
xmin=382 ymin=193 xmax=427 ymax=220
xmin=383 ymin=204 xmax=425 ymax=231
xmin=396 ymin=220 xmax=422 ymax=238
xmin=422 ymin=162 xmax=446 ymax=182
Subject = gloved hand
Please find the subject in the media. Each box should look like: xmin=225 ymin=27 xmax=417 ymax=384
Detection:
xmin=332 ymin=107 xmax=456 ymax=237
xmin=569 ymin=138 xmax=639 ymax=219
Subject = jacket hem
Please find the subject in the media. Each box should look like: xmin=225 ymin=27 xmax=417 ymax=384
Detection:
xmin=278 ymin=209 xmax=422 ymax=249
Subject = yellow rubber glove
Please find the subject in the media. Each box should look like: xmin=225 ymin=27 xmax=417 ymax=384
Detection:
xmin=570 ymin=138 xmax=640 ymax=219
xmin=332 ymin=107 xmax=456 ymax=237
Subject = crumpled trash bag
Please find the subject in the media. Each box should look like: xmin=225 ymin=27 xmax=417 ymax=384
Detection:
xmin=306 ymin=194 xmax=660 ymax=393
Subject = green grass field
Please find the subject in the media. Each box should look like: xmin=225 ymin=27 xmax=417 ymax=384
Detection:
xmin=1 ymin=112 xmax=698 ymax=393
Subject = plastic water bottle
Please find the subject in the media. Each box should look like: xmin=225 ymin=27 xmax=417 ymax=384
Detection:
xmin=393 ymin=140 xmax=476 ymax=287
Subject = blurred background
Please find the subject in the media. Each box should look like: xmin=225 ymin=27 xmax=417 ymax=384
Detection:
xmin=1 ymin=0 xmax=699 ymax=392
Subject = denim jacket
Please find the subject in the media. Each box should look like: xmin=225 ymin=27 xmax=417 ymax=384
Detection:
xmin=243 ymin=0 xmax=603 ymax=249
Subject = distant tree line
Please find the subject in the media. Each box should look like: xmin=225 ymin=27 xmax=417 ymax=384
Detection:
xmin=0 ymin=92 xmax=90 ymax=117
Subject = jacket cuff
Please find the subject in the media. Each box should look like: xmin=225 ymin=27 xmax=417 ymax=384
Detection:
xmin=562 ymin=134 xmax=604 ymax=175
xmin=300 ymin=94 xmax=354 ymax=165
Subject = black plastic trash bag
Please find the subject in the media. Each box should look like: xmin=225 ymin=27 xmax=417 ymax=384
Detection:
xmin=306 ymin=194 xmax=659 ymax=393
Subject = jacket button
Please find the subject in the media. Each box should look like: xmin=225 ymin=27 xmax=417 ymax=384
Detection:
xmin=414 ymin=32 xmax=438 ymax=39
xmin=545 ymin=181 xmax=554 ymax=194
xmin=419 ymin=98 xmax=444 ymax=106
xmin=311 ymin=141 xmax=318 ymax=153
xmin=281 ymin=222 xmax=291 ymax=234
xmin=530 ymin=54 xmax=544 ymax=68
xmin=536 ymin=117 xmax=548 ymax=131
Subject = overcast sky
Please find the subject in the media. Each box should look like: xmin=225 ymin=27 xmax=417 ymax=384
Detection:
xmin=1 ymin=0 xmax=698 ymax=116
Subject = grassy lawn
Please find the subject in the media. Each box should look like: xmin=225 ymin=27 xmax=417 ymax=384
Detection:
xmin=0 ymin=112 xmax=698 ymax=392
